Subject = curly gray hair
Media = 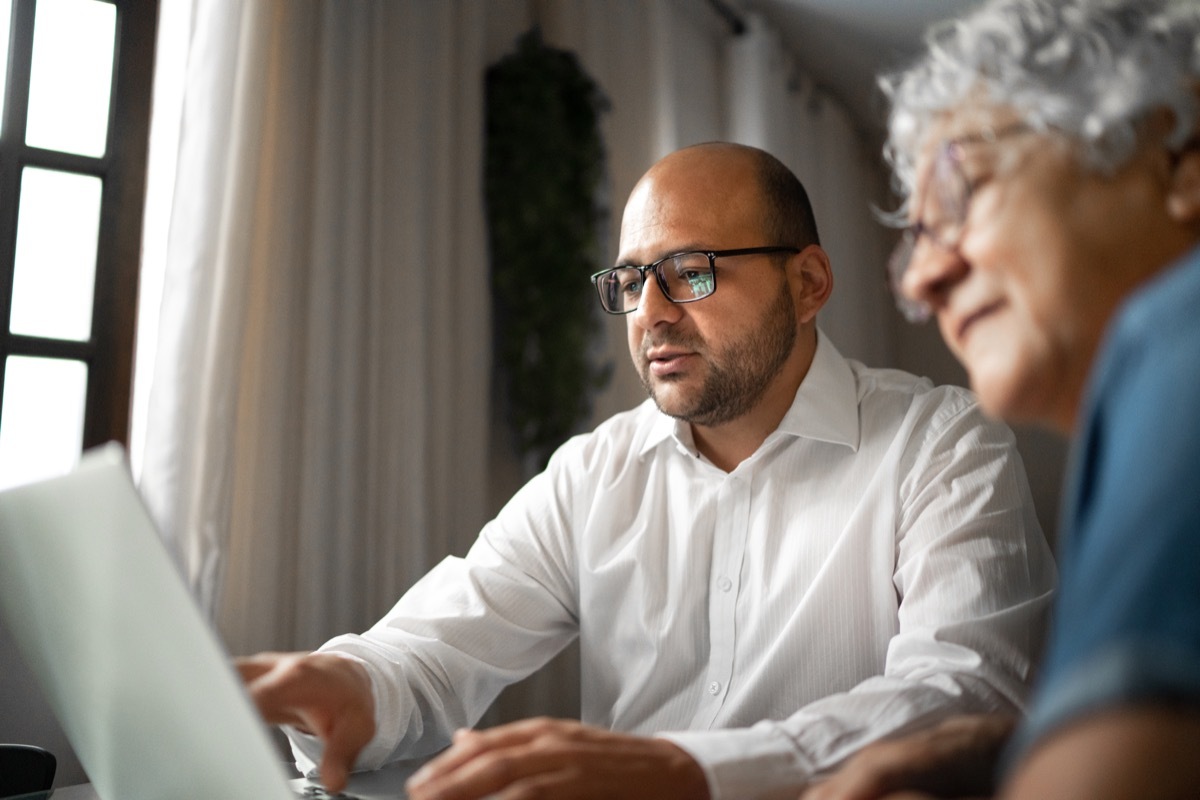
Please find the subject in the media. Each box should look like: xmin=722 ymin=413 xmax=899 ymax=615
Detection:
xmin=880 ymin=0 xmax=1200 ymax=199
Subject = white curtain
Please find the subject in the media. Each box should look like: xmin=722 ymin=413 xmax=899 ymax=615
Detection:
xmin=133 ymin=0 xmax=892 ymax=717
xmin=136 ymin=0 xmax=492 ymax=654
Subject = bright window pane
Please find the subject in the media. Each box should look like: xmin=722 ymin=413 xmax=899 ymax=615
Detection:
xmin=0 ymin=0 xmax=12 ymax=138
xmin=10 ymin=167 xmax=103 ymax=341
xmin=0 ymin=356 xmax=88 ymax=490
xmin=25 ymin=0 xmax=116 ymax=157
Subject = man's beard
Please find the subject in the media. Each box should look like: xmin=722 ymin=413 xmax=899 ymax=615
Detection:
xmin=637 ymin=284 xmax=798 ymax=427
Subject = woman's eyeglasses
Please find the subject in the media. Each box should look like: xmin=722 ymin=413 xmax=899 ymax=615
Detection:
xmin=888 ymin=124 xmax=1030 ymax=323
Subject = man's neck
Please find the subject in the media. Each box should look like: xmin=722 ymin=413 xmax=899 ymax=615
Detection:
xmin=690 ymin=339 xmax=816 ymax=472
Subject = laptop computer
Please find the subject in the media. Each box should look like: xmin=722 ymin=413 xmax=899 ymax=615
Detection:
xmin=0 ymin=443 xmax=415 ymax=799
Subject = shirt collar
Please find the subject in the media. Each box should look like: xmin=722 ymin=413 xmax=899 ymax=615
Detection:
xmin=637 ymin=329 xmax=861 ymax=459
xmin=775 ymin=330 xmax=860 ymax=451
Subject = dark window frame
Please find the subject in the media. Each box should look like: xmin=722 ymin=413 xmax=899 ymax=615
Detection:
xmin=0 ymin=0 xmax=158 ymax=454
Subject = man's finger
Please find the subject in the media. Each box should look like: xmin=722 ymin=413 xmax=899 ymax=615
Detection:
xmin=234 ymin=651 xmax=293 ymax=683
xmin=411 ymin=719 xmax=563 ymax=789
xmin=408 ymin=730 xmax=511 ymax=793
xmin=234 ymin=650 xmax=376 ymax=789
xmin=239 ymin=655 xmax=318 ymax=726
xmin=317 ymin=716 xmax=370 ymax=794
xmin=800 ymin=768 xmax=891 ymax=800
xmin=408 ymin=741 xmax=574 ymax=800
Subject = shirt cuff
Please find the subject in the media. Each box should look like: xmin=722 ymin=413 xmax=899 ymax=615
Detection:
xmin=660 ymin=724 xmax=814 ymax=800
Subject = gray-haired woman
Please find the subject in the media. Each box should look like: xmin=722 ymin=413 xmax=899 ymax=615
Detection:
xmin=806 ymin=2 xmax=1200 ymax=797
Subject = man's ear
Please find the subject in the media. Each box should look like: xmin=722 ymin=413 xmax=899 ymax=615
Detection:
xmin=789 ymin=244 xmax=833 ymax=324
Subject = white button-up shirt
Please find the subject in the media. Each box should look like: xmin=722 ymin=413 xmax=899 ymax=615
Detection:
xmin=296 ymin=334 xmax=1055 ymax=799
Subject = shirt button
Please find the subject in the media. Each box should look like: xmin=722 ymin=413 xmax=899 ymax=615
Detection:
xmin=717 ymin=576 xmax=732 ymax=592
xmin=708 ymin=681 xmax=721 ymax=695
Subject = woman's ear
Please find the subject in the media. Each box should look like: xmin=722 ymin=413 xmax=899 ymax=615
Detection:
xmin=789 ymin=244 xmax=834 ymax=324
xmin=1167 ymin=147 xmax=1200 ymax=224
xmin=1164 ymin=93 xmax=1200 ymax=223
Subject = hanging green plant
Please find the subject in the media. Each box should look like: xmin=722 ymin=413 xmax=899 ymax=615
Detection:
xmin=485 ymin=28 xmax=613 ymax=471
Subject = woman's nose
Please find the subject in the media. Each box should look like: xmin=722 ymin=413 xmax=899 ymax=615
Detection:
xmin=901 ymin=236 xmax=969 ymax=317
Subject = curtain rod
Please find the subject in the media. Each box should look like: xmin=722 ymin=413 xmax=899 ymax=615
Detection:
xmin=705 ymin=0 xmax=747 ymax=35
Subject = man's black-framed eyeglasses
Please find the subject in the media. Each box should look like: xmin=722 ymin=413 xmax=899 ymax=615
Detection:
xmin=590 ymin=246 xmax=800 ymax=315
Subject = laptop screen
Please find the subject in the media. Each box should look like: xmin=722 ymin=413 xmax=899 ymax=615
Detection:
xmin=0 ymin=444 xmax=297 ymax=800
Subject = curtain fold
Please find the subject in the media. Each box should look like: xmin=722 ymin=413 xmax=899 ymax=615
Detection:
xmin=137 ymin=0 xmax=273 ymax=619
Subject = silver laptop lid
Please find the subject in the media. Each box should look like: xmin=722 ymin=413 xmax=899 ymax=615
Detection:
xmin=0 ymin=443 xmax=296 ymax=800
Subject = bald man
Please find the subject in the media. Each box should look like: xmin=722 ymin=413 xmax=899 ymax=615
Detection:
xmin=239 ymin=143 xmax=1055 ymax=800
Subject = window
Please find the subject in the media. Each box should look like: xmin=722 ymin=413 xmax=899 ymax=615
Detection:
xmin=0 ymin=0 xmax=157 ymax=489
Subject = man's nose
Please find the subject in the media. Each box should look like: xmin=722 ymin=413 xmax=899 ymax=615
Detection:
xmin=631 ymin=270 xmax=683 ymax=327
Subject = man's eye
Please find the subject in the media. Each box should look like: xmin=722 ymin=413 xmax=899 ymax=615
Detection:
xmin=670 ymin=253 xmax=708 ymax=273
xmin=685 ymin=271 xmax=714 ymax=296
xmin=619 ymin=276 xmax=643 ymax=295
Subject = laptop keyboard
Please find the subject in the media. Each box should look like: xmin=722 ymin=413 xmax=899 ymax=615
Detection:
xmin=294 ymin=785 xmax=367 ymax=799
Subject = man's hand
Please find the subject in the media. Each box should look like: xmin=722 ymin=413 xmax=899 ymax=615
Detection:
xmin=235 ymin=651 xmax=376 ymax=793
xmin=798 ymin=714 xmax=1017 ymax=800
xmin=405 ymin=717 xmax=710 ymax=800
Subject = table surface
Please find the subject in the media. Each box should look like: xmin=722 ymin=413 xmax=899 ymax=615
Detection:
xmin=49 ymin=759 xmax=421 ymax=800
xmin=52 ymin=787 xmax=92 ymax=800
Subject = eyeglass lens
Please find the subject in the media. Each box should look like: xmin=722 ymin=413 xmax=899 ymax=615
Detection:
xmin=927 ymin=142 xmax=970 ymax=240
xmin=888 ymin=142 xmax=971 ymax=322
xmin=597 ymin=252 xmax=715 ymax=313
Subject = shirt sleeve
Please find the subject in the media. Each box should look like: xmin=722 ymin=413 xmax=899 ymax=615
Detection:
xmin=287 ymin=446 xmax=587 ymax=773
xmin=664 ymin=398 xmax=1057 ymax=800
xmin=1005 ymin=297 xmax=1200 ymax=766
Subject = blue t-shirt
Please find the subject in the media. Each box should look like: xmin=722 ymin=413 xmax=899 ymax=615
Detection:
xmin=1010 ymin=243 xmax=1200 ymax=762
